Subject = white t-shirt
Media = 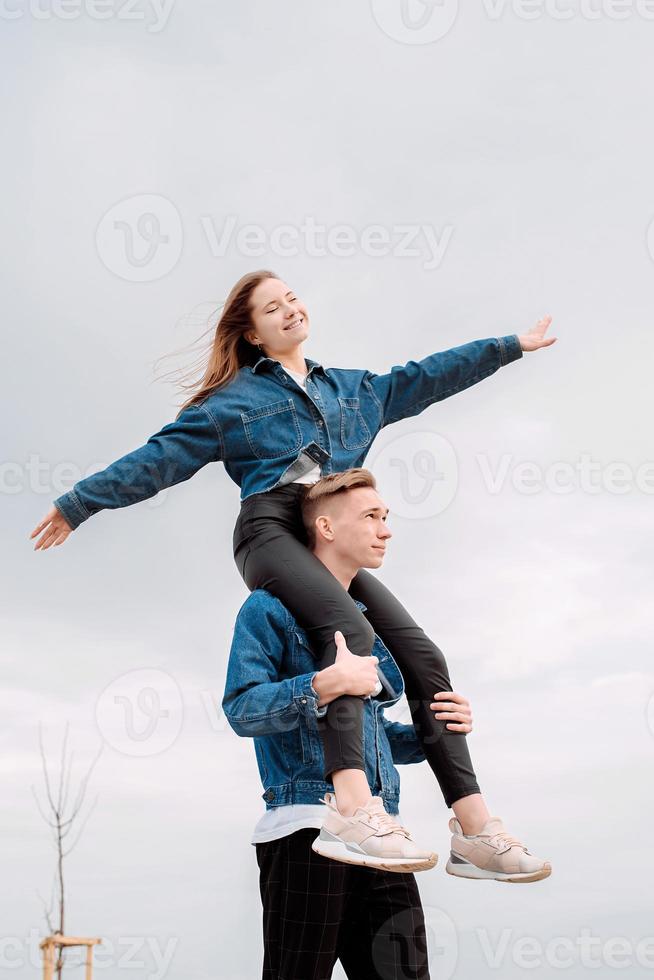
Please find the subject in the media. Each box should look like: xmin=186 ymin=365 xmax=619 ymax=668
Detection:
xmin=286 ymin=368 xmax=322 ymax=485
xmin=251 ymin=804 xmax=326 ymax=844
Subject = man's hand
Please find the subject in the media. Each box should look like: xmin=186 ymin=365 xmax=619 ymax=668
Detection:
xmin=30 ymin=505 xmax=73 ymax=551
xmin=332 ymin=630 xmax=380 ymax=697
xmin=312 ymin=631 xmax=380 ymax=707
xmin=517 ymin=315 xmax=557 ymax=352
xmin=430 ymin=691 xmax=473 ymax=733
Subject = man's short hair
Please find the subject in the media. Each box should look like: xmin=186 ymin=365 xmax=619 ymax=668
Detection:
xmin=300 ymin=468 xmax=377 ymax=549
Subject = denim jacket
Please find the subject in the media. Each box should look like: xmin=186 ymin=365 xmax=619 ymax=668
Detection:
xmin=53 ymin=335 xmax=522 ymax=529
xmin=221 ymin=589 xmax=426 ymax=814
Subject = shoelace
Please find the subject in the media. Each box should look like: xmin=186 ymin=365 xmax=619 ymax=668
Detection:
xmin=365 ymin=810 xmax=412 ymax=839
xmin=486 ymin=831 xmax=526 ymax=853
xmin=321 ymin=796 xmax=412 ymax=840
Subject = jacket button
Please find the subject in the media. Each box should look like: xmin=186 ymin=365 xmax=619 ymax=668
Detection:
xmin=301 ymin=697 xmax=307 ymax=704
xmin=264 ymin=789 xmax=275 ymax=801
xmin=317 ymin=420 xmax=324 ymax=427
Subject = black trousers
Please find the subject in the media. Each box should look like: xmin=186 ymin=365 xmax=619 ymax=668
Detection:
xmin=233 ymin=484 xmax=480 ymax=807
xmin=256 ymin=828 xmax=431 ymax=980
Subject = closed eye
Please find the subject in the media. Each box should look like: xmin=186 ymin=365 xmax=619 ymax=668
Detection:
xmin=265 ymin=297 xmax=297 ymax=314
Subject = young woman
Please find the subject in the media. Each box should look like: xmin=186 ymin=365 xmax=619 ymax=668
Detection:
xmin=30 ymin=270 xmax=556 ymax=881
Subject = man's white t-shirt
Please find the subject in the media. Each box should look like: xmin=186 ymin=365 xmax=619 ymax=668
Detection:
xmin=251 ymin=804 xmax=327 ymax=844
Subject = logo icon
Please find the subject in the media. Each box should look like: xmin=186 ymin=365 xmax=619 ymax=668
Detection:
xmin=95 ymin=668 xmax=184 ymax=756
xmin=95 ymin=194 xmax=183 ymax=282
xmin=369 ymin=431 xmax=458 ymax=519
xmin=370 ymin=0 xmax=459 ymax=44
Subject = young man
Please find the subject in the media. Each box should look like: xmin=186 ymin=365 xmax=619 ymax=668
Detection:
xmin=223 ymin=584 xmax=464 ymax=979
xmin=222 ymin=468 xmax=549 ymax=977
xmin=222 ymin=489 xmax=473 ymax=978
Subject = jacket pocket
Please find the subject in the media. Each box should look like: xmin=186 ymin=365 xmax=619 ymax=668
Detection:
xmin=338 ymin=397 xmax=372 ymax=450
xmin=254 ymin=739 xmax=268 ymax=782
xmin=241 ymin=398 xmax=303 ymax=460
xmin=298 ymin=721 xmax=317 ymax=766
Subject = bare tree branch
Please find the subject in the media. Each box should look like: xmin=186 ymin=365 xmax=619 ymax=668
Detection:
xmin=62 ymin=793 xmax=100 ymax=858
xmin=36 ymin=874 xmax=56 ymax=936
xmin=34 ymin=724 xmax=104 ymax=980
xmin=60 ymin=749 xmax=74 ymax=815
xmin=56 ymin=723 xmax=69 ymax=812
xmin=67 ymin=742 xmax=104 ymax=824
xmin=30 ymin=784 xmax=59 ymax=829
xmin=38 ymin=722 xmax=58 ymax=816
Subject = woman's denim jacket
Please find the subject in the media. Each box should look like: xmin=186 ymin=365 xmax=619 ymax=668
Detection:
xmin=53 ymin=336 xmax=523 ymax=529
xmin=221 ymin=589 xmax=426 ymax=814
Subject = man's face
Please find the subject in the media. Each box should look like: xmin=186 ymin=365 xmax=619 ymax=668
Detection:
xmin=319 ymin=486 xmax=392 ymax=568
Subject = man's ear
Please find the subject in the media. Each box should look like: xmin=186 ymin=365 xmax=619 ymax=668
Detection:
xmin=315 ymin=515 xmax=334 ymax=542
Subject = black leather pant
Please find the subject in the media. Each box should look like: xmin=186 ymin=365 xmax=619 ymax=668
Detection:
xmin=232 ymin=483 xmax=480 ymax=807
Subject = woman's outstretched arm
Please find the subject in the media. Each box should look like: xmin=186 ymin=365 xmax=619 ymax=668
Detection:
xmin=365 ymin=315 xmax=556 ymax=427
xmin=30 ymin=401 xmax=225 ymax=549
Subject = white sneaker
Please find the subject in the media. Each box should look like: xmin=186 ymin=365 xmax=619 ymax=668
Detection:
xmin=446 ymin=815 xmax=552 ymax=883
xmin=311 ymin=793 xmax=438 ymax=873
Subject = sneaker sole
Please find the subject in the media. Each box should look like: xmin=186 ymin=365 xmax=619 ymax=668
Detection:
xmin=312 ymin=837 xmax=438 ymax=873
xmin=445 ymin=857 xmax=552 ymax=883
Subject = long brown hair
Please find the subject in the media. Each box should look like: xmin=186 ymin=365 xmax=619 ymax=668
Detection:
xmin=154 ymin=269 xmax=280 ymax=420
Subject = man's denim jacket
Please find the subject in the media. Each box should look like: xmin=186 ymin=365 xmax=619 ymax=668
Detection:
xmin=53 ymin=336 xmax=523 ymax=529
xmin=221 ymin=589 xmax=426 ymax=814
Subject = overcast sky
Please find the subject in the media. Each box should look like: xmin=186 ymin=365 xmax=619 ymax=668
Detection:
xmin=3 ymin=2 xmax=654 ymax=978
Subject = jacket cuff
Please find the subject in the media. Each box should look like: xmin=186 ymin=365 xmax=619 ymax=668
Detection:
xmin=497 ymin=334 xmax=523 ymax=366
xmin=53 ymin=490 xmax=91 ymax=530
xmin=292 ymin=672 xmax=328 ymax=719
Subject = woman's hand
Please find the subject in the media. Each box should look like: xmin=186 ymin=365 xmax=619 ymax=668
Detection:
xmin=518 ymin=315 xmax=557 ymax=352
xmin=29 ymin=506 xmax=73 ymax=551
xmin=430 ymin=691 xmax=473 ymax=733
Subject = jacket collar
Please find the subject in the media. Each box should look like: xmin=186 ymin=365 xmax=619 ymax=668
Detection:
xmin=251 ymin=354 xmax=326 ymax=377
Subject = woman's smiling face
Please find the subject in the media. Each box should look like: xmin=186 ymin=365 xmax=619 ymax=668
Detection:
xmin=245 ymin=278 xmax=310 ymax=356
